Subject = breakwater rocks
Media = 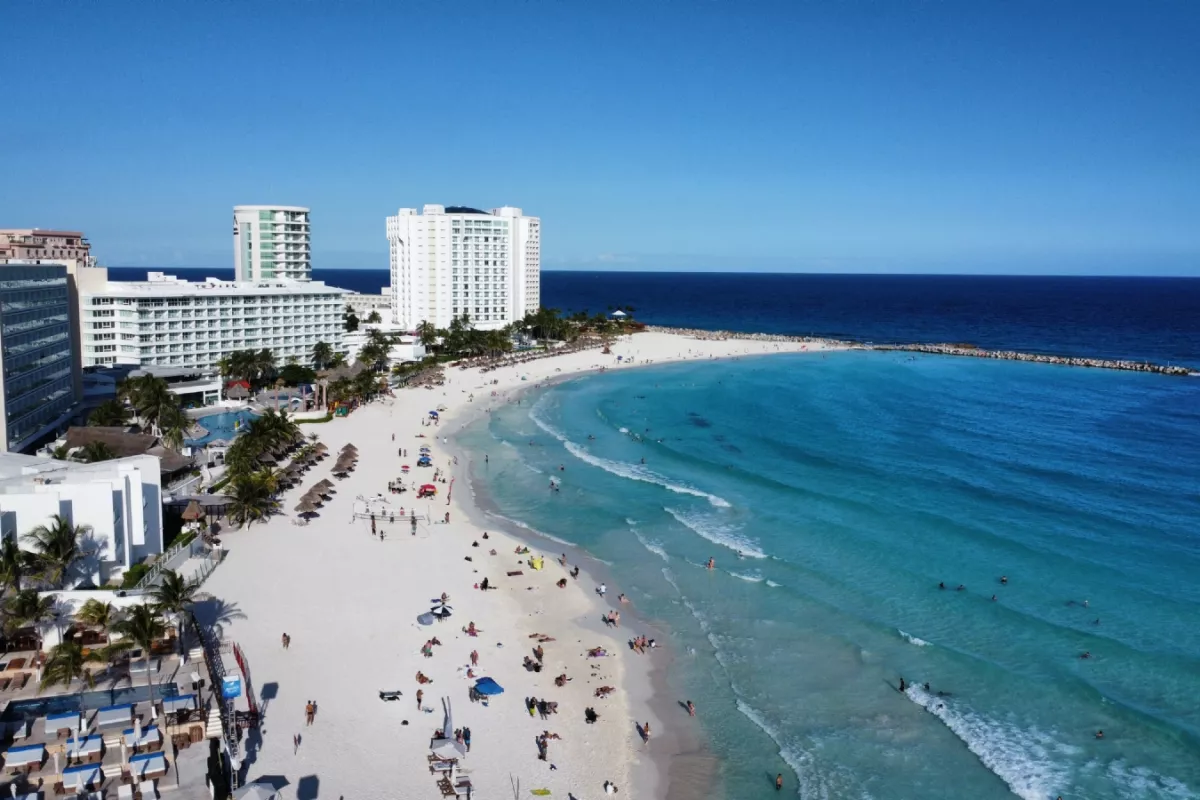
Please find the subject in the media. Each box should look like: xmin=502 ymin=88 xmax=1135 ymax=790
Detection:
xmin=644 ymin=325 xmax=1197 ymax=376
xmin=872 ymin=344 xmax=1196 ymax=376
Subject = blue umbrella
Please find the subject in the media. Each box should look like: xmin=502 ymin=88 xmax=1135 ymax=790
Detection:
xmin=473 ymin=677 xmax=504 ymax=696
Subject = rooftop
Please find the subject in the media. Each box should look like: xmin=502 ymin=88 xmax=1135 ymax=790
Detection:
xmin=89 ymin=274 xmax=347 ymax=298
xmin=233 ymin=205 xmax=309 ymax=212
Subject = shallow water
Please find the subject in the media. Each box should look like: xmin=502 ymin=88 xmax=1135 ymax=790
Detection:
xmin=457 ymin=352 xmax=1200 ymax=800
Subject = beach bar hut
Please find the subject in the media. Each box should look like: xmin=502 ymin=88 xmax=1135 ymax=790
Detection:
xmin=3 ymin=743 xmax=44 ymax=772
xmin=45 ymin=710 xmax=82 ymax=737
xmin=62 ymin=762 xmax=102 ymax=790
xmin=181 ymin=500 xmax=205 ymax=522
xmin=161 ymin=694 xmax=197 ymax=714
xmin=95 ymin=704 xmax=134 ymax=732
xmin=127 ymin=752 xmax=168 ymax=779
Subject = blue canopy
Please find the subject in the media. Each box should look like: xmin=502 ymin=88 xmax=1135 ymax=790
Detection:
xmin=473 ymin=677 xmax=504 ymax=696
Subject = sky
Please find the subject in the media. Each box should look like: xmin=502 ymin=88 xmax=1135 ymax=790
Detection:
xmin=2 ymin=1 xmax=1198 ymax=275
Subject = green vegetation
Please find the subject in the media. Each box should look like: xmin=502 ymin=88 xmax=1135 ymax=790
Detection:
xmin=343 ymin=304 xmax=360 ymax=332
xmin=21 ymin=514 xmax=90 ymax=588
xmin=119 ymin=374 xmax=190 ymax=449
xmin=120 ymin=563 xmax=152 ymax=589
xmin=279 ymin=363 xmax=318 ymax=386
xmin=88 ymin=398 xmax=131 ymax=427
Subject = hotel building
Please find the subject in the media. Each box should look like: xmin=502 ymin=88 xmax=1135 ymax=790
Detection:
xmin=0 ymin=229 xmax=93 ymax=267
xmin=232 ymin=205 xmax=311 ymax=281
xmin=0 ymin=264 xmax=80 ymax=452
xmin=386 ymin=205 xmax=540 ymax=331
xmin=0 ymin=451 xmax=163 ymax=587
xmin=76 ymin=268 xmax=346 ymax=369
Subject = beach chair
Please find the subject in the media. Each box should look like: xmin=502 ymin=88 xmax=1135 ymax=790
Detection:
xmin=0 ymin=677 xmax=10 ymax=692
xmin=12 ymin=673 xmax=29 ymax=690
xmin=436 ymin=779 xmax=456 ymax=797
xmin=118 ymin=785 xmax=134 ymax=800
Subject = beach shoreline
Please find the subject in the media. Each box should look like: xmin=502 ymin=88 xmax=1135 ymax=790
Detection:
xmin=197 ymin=331 xmax=838 ymax=800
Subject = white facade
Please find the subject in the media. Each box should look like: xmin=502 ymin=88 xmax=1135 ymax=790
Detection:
xmin=342 ymin=289 xmax=391 ymax=318
xmin=386 ymin=205 xmax=540 ymax=331
xmin=0 ymin=452 xmax=164 ymax=587
xmin=233 ymin=205 xmax=311 ymax=281
xmin=343 ymin=324 xmax=427 ymax=366
xmin=76 ymin=268 xmax=347 ymax=369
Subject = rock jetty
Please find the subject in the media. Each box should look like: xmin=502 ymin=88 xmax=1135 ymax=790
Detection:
xmin=645 ymin=325 xmax=1197 ymax=377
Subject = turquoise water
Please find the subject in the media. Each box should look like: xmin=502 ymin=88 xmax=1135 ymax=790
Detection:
xmin=187 ymin=410 xmax=260 ymax=445
xmin=457 ymin=352 xmax=1200 ymax=800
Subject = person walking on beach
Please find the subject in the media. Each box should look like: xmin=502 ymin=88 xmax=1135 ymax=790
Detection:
xmin=305 ymin=701 xmax=315 ymax=726
xmin=686 ymin=700 xmax=695 ymax=717
xmin=776 ymin=773 xmax=783 ymax=791
xmin=470 ymin=650 xmax=479 ymax=667
xmin=416 ymin=688 xmax=424 ymax=710
xmin=463 ymin=726 xmax=471 ymax=753
xmin=294 ymin=733 xmax=301 ymax=754
xmin=281 ymin=632 xmax=290 ymax=650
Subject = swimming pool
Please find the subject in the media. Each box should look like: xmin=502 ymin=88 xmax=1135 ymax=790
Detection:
xmin=0 ymin=683 xmax=180 ymax=722
xmin=186 ymin=410 xmax=260 ymax=446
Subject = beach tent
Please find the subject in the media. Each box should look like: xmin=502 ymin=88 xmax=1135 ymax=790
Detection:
xmin=417 ymin=613 xmax=435 ymax=626
xmin=610 ymin=310 xmax=627 ymax=317
xmin=428 ymin=410 xmax=439 ymax=418
xmin=473 ymin=677 xmax=504 ymax=696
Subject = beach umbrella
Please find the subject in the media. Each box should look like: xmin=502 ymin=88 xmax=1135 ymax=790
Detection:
xmin=473 ymin=677 xmax=504 ymax=696
xmin=341 ymin=443 xmax=357 ymax=453
xmin=181 ymin=500 xmax=205 ymax=521
xmin=314 ymin=442 xmax=329 ymax=452
xmin=295 ymin=498 xmax=317 ymax=514
xmin=430 ymin=738 xmax=467 ymax=759
xmin=432 ymin=606 xmax=452 ymax=619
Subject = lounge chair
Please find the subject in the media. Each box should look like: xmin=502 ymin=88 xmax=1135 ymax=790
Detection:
xmin=139 ymin=779 xmax=157 ymax=799
xmin=12 ymin=673 xmax=29 ymax=690
xmin=0 ymin=677 xmax=10 ymax=692
xmin=118 ymin=785 xmax=135 ymax=800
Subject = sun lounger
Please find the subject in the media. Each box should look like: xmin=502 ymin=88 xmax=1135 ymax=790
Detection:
xmin=118 ymin=785 xmax=134 ymax=800
xmin=12 ymin=673 xmax=29 ymax=690
xmin=0 ymin=677 xmax=10 ymax=692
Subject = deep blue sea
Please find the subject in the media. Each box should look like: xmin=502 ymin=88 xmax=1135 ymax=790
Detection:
xmin=109 ymin=268 xmax=1200 ymax=368
xmin=459 ymin=352 xmax=1200 ymax=800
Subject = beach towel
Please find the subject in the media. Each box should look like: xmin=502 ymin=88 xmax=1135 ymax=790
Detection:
xmin=531 ymin=791 xmax=551 ymax=796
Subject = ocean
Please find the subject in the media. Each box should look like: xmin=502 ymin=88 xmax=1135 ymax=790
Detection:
xmin=107 ymin=269 xmax=1200 ymax=368
xmin=456 ymin=353 xmax=1200 ymax=800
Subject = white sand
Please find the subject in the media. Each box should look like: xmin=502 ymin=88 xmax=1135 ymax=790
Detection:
xmin=199 ymin=331 xmax=839 ymax=800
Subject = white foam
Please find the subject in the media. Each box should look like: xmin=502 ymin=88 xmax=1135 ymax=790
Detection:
xmin=632 ymin=529 xmax=669 ymax=562
xmin=898 ymin=630 xmax=931 ymax=647
xmin=735 ymin=699 xmax=829 ymax=799
xmin=530 ymin=400 xmax=731 ymax=508
xmin=665 ymin=507 xmax=766 ymax=558
xmin=524 ymin=462 xmax=543 ymax=475
xmin=484 ymin=511 xmax=573 ymax=547
xmin=729 ymin=570 xmax=765 ymax=583
xmin=904 ymin=685 xmax=1070 ymax=800
xmin=766 ymin=580 xmax=782 ymax=588
xmin=1102 ymin=761 xmax=1198 ymax=800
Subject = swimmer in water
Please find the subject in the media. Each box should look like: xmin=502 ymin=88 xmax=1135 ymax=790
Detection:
xmin=1081 ymin=651 xmax=1091 ymax=659
xmin=1000 ymin=575 xmax=1008 ymax=585
xmin=899 ymin=677 xmax=906 ymax=692
xmin=706 ymin=557 xmax=715 ymax=570
xmin=938 ymin=582 xmax=945 ymax=590
xmin=956 ymin=584 xmax=966 ymax=591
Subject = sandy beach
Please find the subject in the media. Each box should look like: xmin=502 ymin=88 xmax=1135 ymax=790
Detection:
xmin=198 ymin=331 xmax=841 ymax=800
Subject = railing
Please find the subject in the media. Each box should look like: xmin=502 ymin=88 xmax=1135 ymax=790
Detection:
xmin=133 ymin=534 xmax=201 ymax=591
xmin=189 ymin=609 xmax=239 ymax=790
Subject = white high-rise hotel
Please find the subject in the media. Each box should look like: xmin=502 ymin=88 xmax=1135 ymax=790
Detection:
xmin=386 ymin=205 xmax=540 ymax=331
xmin=233 ymin=205 xmax=311 ymax=281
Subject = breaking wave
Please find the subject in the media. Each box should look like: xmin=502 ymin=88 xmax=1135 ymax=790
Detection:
xmin=665 ymin=507 xmax=766 ymax=558
xmin=898 ymin=630 xmax=931 ymax=647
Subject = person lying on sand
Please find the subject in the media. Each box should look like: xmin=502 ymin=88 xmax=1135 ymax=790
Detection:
xmin=588 ymin=647 xmax=607 ymax=658
xmin=555 ymin=673 xmax=571 ymax=687
xmin=595 ymin=686 xmax=615 ymax=698
xmin=585 ymin=707 xmax=600 ymax=724
xmin=416 ymin=672 xmax=433 ymax=684
xmin=464 ymin=622 xmax=480 ymax=636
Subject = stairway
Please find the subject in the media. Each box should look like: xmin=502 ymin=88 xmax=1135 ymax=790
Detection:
xmin=205 ymin=707 xmax=223 ymax=739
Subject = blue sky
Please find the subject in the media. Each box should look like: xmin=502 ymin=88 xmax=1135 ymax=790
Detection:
xmin=3 ymin=1 xmax=1197 ymax=275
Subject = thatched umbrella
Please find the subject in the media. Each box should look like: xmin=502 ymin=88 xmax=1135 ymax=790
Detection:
xmin=302 ymin=491 xmax=324 ymax=506
xmin=309 ymin=484 xmax=331 ymax=497
xmin=258 ymin=452 xmax=277 ymax=465
xmin=295 ymin=498 xmax=317 ymax=514
xmin=314 ymin=442 xmax=329 ymax=453
xmin=226 ymin=385 xmax=249 ymax=401
xmin=317 ymin=478 xmax=336 ymax=489
xmin=335 ymin=455 xmax=356 ymax=468
xmin=341 ymin=444 xmax=357 ymax=454
xmin=181 ymin=500 xmax=205 ymax=522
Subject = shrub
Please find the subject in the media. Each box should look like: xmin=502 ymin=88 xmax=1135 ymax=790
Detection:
xmin=121 ymin=563 xmax=152 ymax=589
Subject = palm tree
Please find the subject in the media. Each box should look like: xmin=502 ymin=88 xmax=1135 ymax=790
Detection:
xmin=88 ymin=399 xmax=130 ymax=427
xmin=327 ymin=351 xmax=347 ymax=369
xmin=77 ymin=441 xmax=117 ymax=464
xmin=75 ymin=598 xmax=120 ymax=645
xmin=22 ymin=515 xmax=90 ymax=588
xmin=111 ymin=605 xmax=166 ymax=708
xmin=39 ymin=641 xmax=103 ymax=699
xmin=157 ymin=404 xmax=190 ymax=451
xmin=120 ymin=375 xmax=175 ymax=434
xmin=3 ymin=589 xmax=55 ymax=648
xmin=254 ymin=349 xmax=278 ymax=387
xmin=312 ymin=341 xmax=334 ymax=370
xmin=227 ymin=472 xmax=279 ymax=527
xmin=50 ymin=443 xmax=71 ymax=461
xmin=365 ymin=309 xmax=382 ymax=324
xmin=0 ymin=538 xmax=30 ymax=592
xmin=150 ymin=570 xmax=201 ymax=653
